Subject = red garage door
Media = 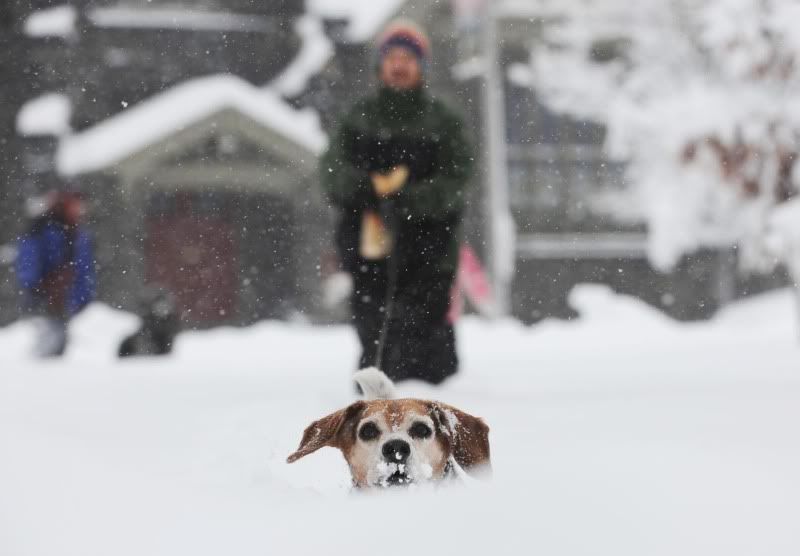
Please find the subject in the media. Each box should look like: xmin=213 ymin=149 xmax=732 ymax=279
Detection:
xmin=145 ymin=192 xmax=237 ymax=325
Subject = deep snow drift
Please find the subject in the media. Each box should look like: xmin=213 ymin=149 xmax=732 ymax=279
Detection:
xmin=1 ymin=285 xmax=799 ymax=556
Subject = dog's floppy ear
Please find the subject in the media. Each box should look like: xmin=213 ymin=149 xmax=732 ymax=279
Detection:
xmin=287 ymin=401 xmax=366 ymax=463
xmin=428 ymin=402 xmax=491 ymax=472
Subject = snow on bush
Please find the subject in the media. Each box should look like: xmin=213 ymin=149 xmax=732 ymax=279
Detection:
xmin=520 ymin=0 xmax=800 ymax=279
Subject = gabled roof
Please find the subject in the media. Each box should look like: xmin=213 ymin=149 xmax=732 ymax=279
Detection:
xmin=57 ymin=75 xmax=327 ymax=176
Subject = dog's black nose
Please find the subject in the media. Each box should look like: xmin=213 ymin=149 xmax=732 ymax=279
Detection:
xmin=382 ymin=439 xmax=411 ymax=463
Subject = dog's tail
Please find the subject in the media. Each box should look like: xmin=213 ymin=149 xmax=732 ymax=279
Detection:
xmin=354 ymin=367 xmax=397 ymax=400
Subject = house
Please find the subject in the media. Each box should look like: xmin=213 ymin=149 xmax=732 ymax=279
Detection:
xmin=2 ymin=1 xmax=313 ymax=326
xmin=57 ymin=75 xmax=328 ymax=325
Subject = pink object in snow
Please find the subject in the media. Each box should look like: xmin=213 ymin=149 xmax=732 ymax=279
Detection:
xmin=447 ymin=244 xmax=496 ymax=323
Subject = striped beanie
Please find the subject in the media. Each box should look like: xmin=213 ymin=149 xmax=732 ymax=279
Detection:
xmin=376 ymin=19 xmax=431 ymax=65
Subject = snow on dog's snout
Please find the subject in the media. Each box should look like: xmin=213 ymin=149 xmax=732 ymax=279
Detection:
xmin=371 ymin=449 xmax=435 ymax=488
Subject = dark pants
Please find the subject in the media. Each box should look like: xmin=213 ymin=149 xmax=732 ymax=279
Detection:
xmin=351 ymin=259 xmax=457 ymax=384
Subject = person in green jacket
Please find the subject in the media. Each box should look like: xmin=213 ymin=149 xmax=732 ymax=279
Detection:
xmin=320 ymin=20 xmax=473 ymax=384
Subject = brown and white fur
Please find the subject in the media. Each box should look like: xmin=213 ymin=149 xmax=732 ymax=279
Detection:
xmin=287 ymin=368 xmax=490 ymax=489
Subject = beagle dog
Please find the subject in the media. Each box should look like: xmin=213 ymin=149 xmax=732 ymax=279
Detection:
xmin=287 ymin=368 xmax=491 ymax=488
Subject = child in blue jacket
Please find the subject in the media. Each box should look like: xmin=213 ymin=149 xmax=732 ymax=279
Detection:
xmin=16 ymin=192 xmax=96 ymax=357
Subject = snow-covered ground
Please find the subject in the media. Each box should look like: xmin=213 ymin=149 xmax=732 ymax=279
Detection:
xmin=1 ymin=285 xmax=799 ymax=556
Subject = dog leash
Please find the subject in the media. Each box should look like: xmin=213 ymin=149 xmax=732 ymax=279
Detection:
xmin=373 ymin=200 xmax=400 ymax=371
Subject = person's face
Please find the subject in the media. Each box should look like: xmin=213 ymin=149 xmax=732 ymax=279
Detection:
xmin=379 ymin=46 xmax=423 ymax=91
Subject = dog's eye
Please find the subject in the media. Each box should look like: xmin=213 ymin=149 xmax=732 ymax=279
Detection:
xmin=358 ymin=422 xmax=380 ymax=442
xmin=409 ymin=422 xmax=432 ymax=439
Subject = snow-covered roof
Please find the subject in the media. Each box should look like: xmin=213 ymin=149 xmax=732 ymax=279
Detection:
xmin=87 ymin=8 xmax=273 ymax=32
xmin=57 ymin=75 xmax=327 ymax=176
xmin=306 ymin=0 xmax=405 ymax=42
xmin=495 ymin=0 xmax=540 ymax=17
xmin=271 ymin=1 xmax=407 ymax=97
xmin=16 ymin=93 xmax=72 ymax=137
xmin=24 ymin=5 xmax=77 ymax=38
xmin=268 ymin=15 xmax=334 ymax=98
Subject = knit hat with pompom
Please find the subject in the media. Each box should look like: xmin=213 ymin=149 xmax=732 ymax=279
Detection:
xmin=376 ymin=19 xmax=431 ymax=68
